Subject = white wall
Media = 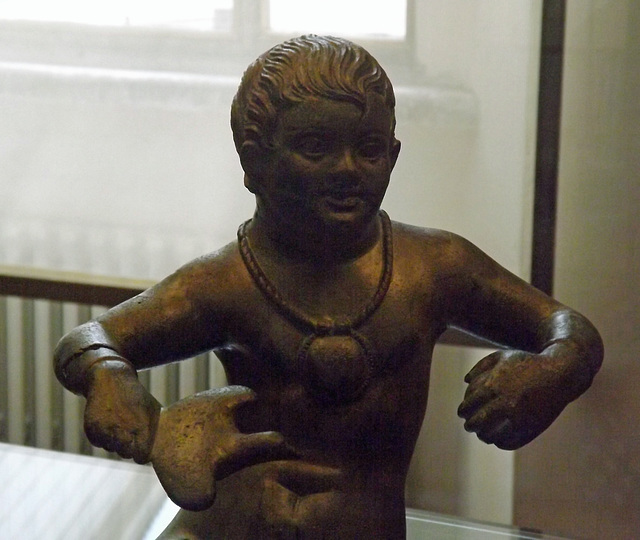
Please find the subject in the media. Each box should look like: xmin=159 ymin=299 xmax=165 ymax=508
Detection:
xmin=515 ymin=2 xmax=640 ymax=537
xmin=402 ymin=1 xmax=542 ymax=524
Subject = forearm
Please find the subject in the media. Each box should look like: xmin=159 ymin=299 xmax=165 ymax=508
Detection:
xmin=536 ymin=308 xmax=604 ymax=400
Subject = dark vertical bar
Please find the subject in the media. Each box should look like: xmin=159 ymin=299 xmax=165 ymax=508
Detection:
xmin=0 ymin=298 xmax=7 ymax=442
xmin=23 ymin=299 xmax=36 ymax=447
xmin=138 ymin=369 xmax=151 ymax=392
xmin=531 ymin=0 xmax=566 ymax=295
xmin=195 ymin=354 xmax=210 ymax=394
xmin=77 ymin=304 xmax=94 ymax=455
xmin=165 ymin=363 xmax=180 ymax=405
xmin=50 ymin=301 xmax=65 ymax=451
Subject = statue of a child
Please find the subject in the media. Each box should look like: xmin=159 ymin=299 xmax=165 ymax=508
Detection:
xmin=54 ymin=35 xmax=603 ymax=539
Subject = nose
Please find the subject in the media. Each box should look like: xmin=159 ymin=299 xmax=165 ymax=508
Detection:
xmin=329 ymin=149 xmax=360 ymax=186
xmin=338 ymin=148 xmax=357 ymax=171
xmin=335 ymin=148 xmax=357 ymax=173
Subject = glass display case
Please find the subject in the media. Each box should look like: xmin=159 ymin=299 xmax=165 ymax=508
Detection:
xmin=2 ymin=2 xmax=637 ymax=538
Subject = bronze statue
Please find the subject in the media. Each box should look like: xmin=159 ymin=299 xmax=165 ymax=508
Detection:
xmin=54 ymin=35 xmax=603 ymax=539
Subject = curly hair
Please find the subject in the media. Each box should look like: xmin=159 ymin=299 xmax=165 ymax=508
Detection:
xmin=230 ymin=35 xmax=396 ymax=153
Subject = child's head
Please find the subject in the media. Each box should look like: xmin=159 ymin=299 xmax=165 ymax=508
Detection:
xmin=230 ymin=35 xmax=396 ymax=154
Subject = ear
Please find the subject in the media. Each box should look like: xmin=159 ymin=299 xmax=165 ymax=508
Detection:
xmin=243 ymin=172 xmax=255 ymax=193
xmin=239 ymin=141 xmax=269 ymax=194
xmin=390 ymin=138 xmax=401 ymax=171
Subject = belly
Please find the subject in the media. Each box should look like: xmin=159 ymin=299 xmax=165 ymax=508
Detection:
xmin=231 ymin=354 xmax=431 ymax=478
xmin=219 ymin=328 xmax=433 ymax=473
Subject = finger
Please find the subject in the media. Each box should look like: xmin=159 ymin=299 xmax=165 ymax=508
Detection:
xmin=273 ymin=462 xmax=343 ymax=494
xmin=196 ymin=386 xmax=256 ymax=424
xmin=131 ymin=402 xmax=161 ymax=463
xmin=462 ymin=404 xmax=501 ymax=434
xmin=218 ymin=385 xmax=257 ymax=412
xmin=169 ymin=386 xmax=256 ymax=433
xmin=464 ymin=352 xmax=501 ymax=383
xmin=229 ymin=431 xmax=297 ymax=465
xmin=457 ymin=386 xmax=495 ymax=418
xmin=493 ymin=423 xmax=539 ymax=451
xmin=85 ymin=415 xmax=146 ymax=461
xmin=493 ymin=430 xmax=527 ymax=451
xmin=86 ymin=423 xmax=134 ymax=458
xmin=103 ymin=429 xmax=136 ymax=459
xmin=84 ymin=416 xmax=113 ymax=449
xmin=113 ymin=441 xmax=134 ymax=460
xmin=476 ymin=418 xmax=513 ymax=445
xmin=131 ymin=429 xmax=155 ymax=464
xmin=154 ymin=457 xmax=217 ymax=512
xmin=83 ymin=418 xmax=101 ymax=446
xmin=216 ymin=431 xmax=298 ymax=480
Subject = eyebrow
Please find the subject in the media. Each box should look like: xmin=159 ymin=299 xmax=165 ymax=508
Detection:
xmin=281 ymin=125 xmax=338 ymax=136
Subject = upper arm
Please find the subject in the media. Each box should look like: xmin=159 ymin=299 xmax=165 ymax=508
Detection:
xmin=97 ymin=253 xmax=239 ymax=369
xmin=437 ymin=233 xmax=565 ymax=352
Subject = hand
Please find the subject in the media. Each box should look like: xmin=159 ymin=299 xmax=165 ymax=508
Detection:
xmin=83 ymin=360 xmax=161 ymax=463
xmin=457 ymin=349 xmax=575 ymax=450
xmin=150 ymin=386 xmax=297 ymax=511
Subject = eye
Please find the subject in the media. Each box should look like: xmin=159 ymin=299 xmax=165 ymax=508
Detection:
xmin=293 ymin=135 xmax=331 ymax=160
xmin=357 ymin=138 xmax=388 ymax=160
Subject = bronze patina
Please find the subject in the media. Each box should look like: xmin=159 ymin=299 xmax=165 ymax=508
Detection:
xmin=54 ymin=35 xmax=603 ymax=539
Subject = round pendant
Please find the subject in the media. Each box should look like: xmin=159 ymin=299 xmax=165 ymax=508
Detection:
xmin=298 ymin=331 xmax=374 ymax=405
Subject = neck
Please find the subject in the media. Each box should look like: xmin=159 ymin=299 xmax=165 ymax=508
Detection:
xmin=247 ymin=209 xmax=382 ymax=265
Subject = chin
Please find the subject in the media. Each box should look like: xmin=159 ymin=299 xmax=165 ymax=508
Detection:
xmin=315 ymin=209 xmax=379 ymax=238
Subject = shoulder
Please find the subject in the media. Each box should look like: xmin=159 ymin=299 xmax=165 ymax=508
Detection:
xmin=123 ymin=239 xmax=248 ymax=318
xmin=388 ymin=219 xmax=506 ymax=301
xmin=390 ymin=220 xmax=480 ymax=269
xmin=155 ymin=239 xmax=247 ymax=299
xmin=175 ymin=240 xmax=243 ymax=281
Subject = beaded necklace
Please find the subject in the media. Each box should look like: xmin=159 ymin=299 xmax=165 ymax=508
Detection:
xmin=238 ymin=211 xmax=393 ymax=405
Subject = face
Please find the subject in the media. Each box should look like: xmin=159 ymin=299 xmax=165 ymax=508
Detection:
xmin=246 ymin=94 xmax=400 ymax=237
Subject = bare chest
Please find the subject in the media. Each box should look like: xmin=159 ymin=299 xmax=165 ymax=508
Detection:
xmin=227 ymin=218 xmax=441 ymax=409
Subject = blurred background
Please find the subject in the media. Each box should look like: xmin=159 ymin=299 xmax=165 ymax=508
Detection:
xmin=0 ymin=1 xmax=638 ymax=538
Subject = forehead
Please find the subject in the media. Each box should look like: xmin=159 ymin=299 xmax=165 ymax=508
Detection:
xmin=277 ymin=94 xmax=394 ymax=136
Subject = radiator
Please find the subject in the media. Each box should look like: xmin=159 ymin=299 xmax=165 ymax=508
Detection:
xmin=0 ymin=213 xmax=230 ymax=456
xmin=0 ymin=295 xmax=227 ymax=457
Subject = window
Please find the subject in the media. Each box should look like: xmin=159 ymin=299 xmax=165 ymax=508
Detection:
xmin=0 ymin=1 xmax=412 ymax=74
xmin=0 ymin=0 xmax=234 ymax=32
xmin=0 ymin=4 xmax=416 ymax=87
xmin=269 ymin=0 xmax=407 ymax=41
xmin=0 ymin=1 xmax=407 ymax=40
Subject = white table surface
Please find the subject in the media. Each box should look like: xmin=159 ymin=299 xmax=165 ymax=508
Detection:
xmin=0 ymin=443 xmax=565 ymax=539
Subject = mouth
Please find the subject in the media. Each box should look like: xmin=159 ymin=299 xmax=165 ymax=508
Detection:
xmin=324 ymin=195 xmax=362 ymax=211
xmin=321 ymin=189 xmax=366 ymax=212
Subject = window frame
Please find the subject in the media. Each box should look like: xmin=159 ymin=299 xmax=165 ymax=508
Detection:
xmin=0 ymin=0 xmax=418 ymax=78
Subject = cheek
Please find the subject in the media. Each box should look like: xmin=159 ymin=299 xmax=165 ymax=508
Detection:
xmin=277 ymin=162 xmax=325 ymax=190
xmin=364 ymin=162 xmax=392 ymax=186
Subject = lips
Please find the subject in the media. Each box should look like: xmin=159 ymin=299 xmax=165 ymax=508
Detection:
xmin=322 ymin=191 xmax=364 ymax=211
